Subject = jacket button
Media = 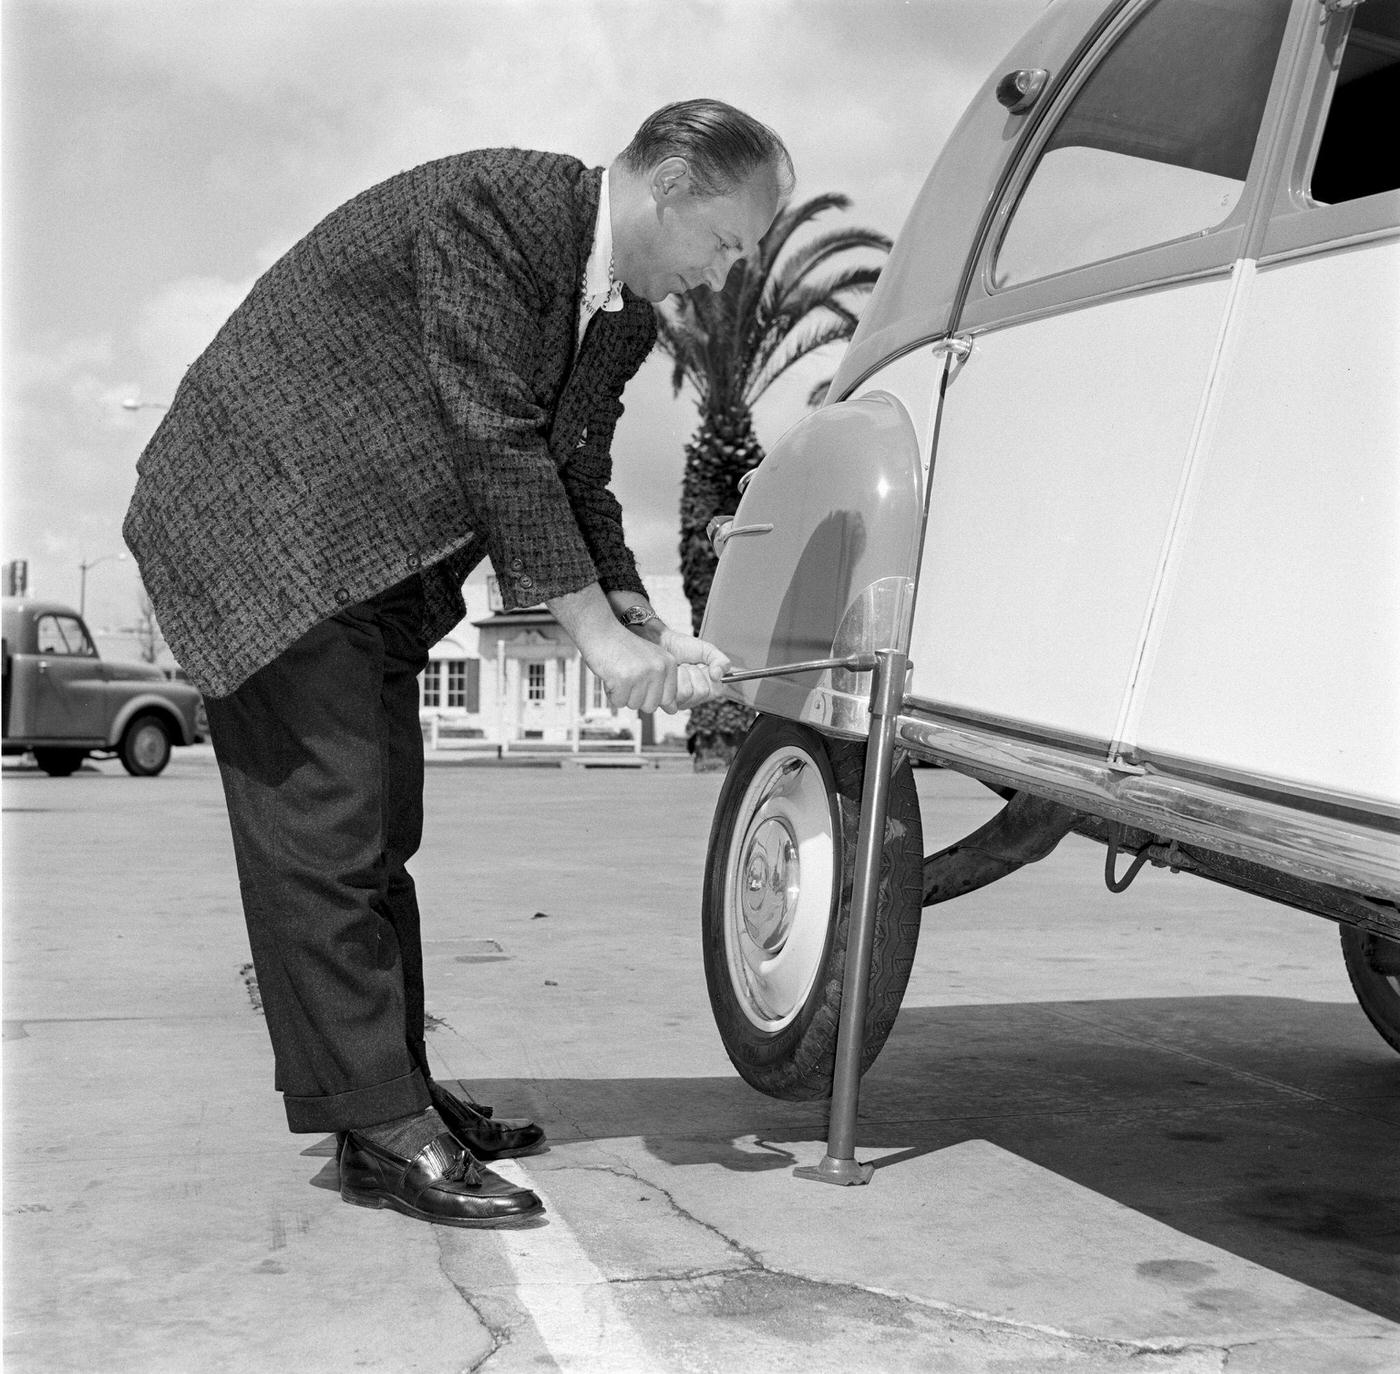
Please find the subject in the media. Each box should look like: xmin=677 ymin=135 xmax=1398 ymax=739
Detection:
xmin=519 ymin=575 xmax=534 ymax=591
xmin=509 ymin=557 xmax=524 ymax=571
xmin=335 ymin=588 xmax=350 ymax=604
xmin=406 ymin=553 xmax=421 ymax=570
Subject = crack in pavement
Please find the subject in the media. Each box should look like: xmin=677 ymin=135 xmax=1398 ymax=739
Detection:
xmin=422 ymin=1140 xmax=1398 ymax=1370
xmin=432 ymin=1228 xmax=511 ymax=1372
xmin=557 ymin=1157 xmax=769 ymax=1271
xmin=544 ymin=1151 xmax=1248 ymax=1368
xmin=1217 ymin=1332 xmax=1400 ymax=1370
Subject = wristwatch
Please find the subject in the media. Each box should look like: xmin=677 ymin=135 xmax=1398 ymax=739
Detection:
xmin=618 ymin=604 xmax=659 ymax=629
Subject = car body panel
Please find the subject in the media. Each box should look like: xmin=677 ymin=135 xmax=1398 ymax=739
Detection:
xmin=701 ymin=393 xmax=924 ymax=736
xmin=907 ymin=271 xmax=1239 ymax=742
xmin=1125 ymin=240 xmax=1400 ymax=808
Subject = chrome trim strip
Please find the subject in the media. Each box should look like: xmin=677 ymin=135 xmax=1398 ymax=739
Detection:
xmin=898 ymin=713 xmax=1400 ymax=904
xmin=1133 ymin=749 xmax=1400 ymax=829
xmin=906 ymin=695 xmax=1115 ymax=761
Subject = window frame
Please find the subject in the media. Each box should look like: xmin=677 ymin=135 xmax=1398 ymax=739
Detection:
xmin=446 ymin=660 xmax=467 ymax=710
xmin=958 ymin=0 xmax=1304 ymax=337
xmin=421 ymin=663 xmax=441 ymax=709
xmin=35 ymin=614 xmax=97 ymax=658
xmin=1256 ymin=0 xmax=1400 ymax=263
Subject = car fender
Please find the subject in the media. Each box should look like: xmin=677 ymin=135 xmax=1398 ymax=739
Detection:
xmin=701 ymin=391 xmax=924 ymax=738
xmin=107 ymin=689 xmax=200 ymax=747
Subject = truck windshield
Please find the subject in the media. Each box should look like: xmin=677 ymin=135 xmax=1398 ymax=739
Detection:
xmin=36 ymin=614 xmax=98 ymax=657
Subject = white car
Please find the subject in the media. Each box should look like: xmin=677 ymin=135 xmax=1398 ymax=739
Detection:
xmin=701 ymin=0 xmax=1400 ymax=1102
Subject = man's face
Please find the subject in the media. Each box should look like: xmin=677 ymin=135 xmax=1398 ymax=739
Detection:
xmin=619 ymin=159 xmax=780 ymax=303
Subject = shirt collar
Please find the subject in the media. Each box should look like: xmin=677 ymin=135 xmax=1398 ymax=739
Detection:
xmin=581 ymin=166 xmax=623 ymax=318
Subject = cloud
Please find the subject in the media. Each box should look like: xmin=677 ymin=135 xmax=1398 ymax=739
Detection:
xmin=1 ymin=335 xmax=149 ymax=623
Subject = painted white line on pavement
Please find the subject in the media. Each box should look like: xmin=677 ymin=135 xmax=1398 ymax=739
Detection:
xmin=491 ymin=1159 xmax=655 ymax=1373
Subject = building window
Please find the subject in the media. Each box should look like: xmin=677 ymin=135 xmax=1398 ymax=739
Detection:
xmin=590 ymin=671 xmax=607 ymax=712
xmin=447 ymin=661 xmax=467 ymax=709
xmin=527 ymin=661 xmax=546 ymax=702
xmin=423 ymin=658 xmax=479 ymax=711
xmin=421 ymin=664 xmax=441 ymax=708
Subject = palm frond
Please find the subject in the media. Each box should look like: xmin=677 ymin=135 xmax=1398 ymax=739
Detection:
xmin=756 ymin=193 xmax=853 ymax=270
xmin=660 ymin=190 xmax=891 ymax=419
xmin=771 ymin=228 xmax=893 ymax=290
xmin=762 ymin=263 xmax=884 ymax=327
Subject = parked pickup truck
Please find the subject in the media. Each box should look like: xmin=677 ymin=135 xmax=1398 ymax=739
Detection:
xmin=2 ymin=597 xmax=205 ymax=776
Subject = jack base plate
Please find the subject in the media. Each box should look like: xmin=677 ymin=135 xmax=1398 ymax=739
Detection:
xmin=793 ymin=1156 xmax=874 ymax=1187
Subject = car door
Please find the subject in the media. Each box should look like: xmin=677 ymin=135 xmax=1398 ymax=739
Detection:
xmin=907 ymin=0 xmax=1296 ymax=755
xmin=1124 ymin=0 xmax=1400 ymax=808
xmin=30 ymin=612 xmax=109 ymax=740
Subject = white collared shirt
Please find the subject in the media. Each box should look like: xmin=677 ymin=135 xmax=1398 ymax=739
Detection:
xmin=578 ymin=165 xmax=624 ymax=347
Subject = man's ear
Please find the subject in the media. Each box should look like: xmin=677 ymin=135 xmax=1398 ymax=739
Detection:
xmin=650 ymin=156 xmax=691 ymax=204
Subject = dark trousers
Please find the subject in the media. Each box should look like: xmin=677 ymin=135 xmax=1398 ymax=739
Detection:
xmin=205 ymin=576 xmax=434 ymax=1133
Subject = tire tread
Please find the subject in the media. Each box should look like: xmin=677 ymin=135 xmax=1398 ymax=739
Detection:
xmin=703 ymin=717 xmax=924 ymax=1100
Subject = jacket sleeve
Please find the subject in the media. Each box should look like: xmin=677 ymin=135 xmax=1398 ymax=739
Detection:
xmin=412 ymin=197 xmax=601 ymax=610
xmin=559 ymin=349 xmax=651 ymax=600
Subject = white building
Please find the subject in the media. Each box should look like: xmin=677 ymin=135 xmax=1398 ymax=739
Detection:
xmin=419 ymin=572 xmax=695 ymax=750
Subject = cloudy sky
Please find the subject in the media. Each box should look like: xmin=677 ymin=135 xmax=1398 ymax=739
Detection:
xmin=3 ymin=0 xmax=1048 ymax=635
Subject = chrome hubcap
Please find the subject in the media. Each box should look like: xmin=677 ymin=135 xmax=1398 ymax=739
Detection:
xmin=724 ymin=747 xmax=835 ymax=1031
xmin=740 ymin=819 xmax=799 ymax=951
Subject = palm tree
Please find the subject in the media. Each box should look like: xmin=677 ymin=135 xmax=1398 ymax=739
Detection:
xmin=655 ymin=192 xmax=891 ymax=769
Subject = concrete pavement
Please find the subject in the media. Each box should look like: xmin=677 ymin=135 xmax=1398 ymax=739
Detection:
xmin=4 ymin=745 xmax=1397 ymax=1371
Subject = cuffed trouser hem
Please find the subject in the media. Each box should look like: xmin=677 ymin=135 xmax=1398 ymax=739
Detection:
xmin=284 ymin=1068 xmax=431 ymax=1134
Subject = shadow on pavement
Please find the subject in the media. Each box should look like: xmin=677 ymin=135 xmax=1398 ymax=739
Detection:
xmin=461 ymin=994 xmax=1400 ymax=1322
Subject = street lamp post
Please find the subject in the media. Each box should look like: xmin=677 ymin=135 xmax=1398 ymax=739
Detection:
xmin=78 ymin=553 xmax=127 ymax=620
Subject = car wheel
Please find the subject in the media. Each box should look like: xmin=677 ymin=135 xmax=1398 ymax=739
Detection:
xmin=702 ymin=714 xmax=923 ymax=1101
xmin=1340 ymin=926 xmax=1400 ymax=1055
xmin=119 ymin=712 xmax=172 ymax=776
xmin=32 ymin=747 xmax=86 ymax=777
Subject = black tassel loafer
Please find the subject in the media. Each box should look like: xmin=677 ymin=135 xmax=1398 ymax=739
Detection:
xmin=339 ymin=1130 xmax=544 ymax=1227
xmin=430 ymin=1081 xmax=547 ymax=1160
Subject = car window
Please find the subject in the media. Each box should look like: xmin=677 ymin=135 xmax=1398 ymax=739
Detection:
xmin=1310 ymin=0 xmax=1400 ymax=205
xmin=35 ymin=614 xmax=97 ymax=657
xmin=995 ymin=0 xmax=1292 ymax=287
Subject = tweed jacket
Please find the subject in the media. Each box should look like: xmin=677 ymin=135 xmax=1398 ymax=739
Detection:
xmin=123 ymin=150 xmax=657 ymax=698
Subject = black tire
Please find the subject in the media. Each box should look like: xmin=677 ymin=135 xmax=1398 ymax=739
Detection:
xmin=1340 ymin=925 xmax=1400 ymax=1055
xmin=32 ymin=748 xmax=86 ymax=777
xmin=119 ymin=712 xmax=172 ymax=777
xmin=702 ymin=714 xmax=924 ymax=1100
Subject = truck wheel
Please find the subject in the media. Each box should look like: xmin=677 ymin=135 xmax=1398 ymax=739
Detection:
xmin=1340 ymin=926 xmax=1400 ymax=1055
xmin=33 ymin=748 xmax=86 ymax=777
xmin=119 ymin=713 xmax=172 ymax=776
xmin=702 ymin=715 xmax=923 ymax=1101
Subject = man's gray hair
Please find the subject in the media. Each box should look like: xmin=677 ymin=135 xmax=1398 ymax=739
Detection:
xmin=620 ymin=99 xmax=795 ymax=202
